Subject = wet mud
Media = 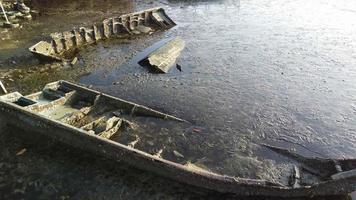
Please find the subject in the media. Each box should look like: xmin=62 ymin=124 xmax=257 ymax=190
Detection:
xmin=1 ymin=0 xmax=356 ymax=199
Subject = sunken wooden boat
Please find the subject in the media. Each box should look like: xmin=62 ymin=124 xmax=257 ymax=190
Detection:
xmin=28 ymin=7 xmax=176 ymax=61
xmin=0 ymin=81 xmax=356 ymax=197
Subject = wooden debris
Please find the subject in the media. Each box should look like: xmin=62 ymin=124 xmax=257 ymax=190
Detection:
xmin=16 ymin=148 xmax=27 ymax=156
xmin=140 ymin=37 xmax=185 ymax=73
xmin=29 ymin=7 xmax=176 ymax=61
xmin=128 ymin=135 xmax=140 ymax=148
xmin=0 ymin=80 xmax=7 ymax=94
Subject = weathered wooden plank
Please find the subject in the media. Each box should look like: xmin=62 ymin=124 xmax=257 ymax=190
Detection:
xmin=141 ymin=37 xmax=185 ymax=73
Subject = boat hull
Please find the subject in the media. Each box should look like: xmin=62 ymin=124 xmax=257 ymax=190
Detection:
xmin=1 ymin=101 xmax=356 ymax=197
xmin=29 ymin=7 xmax=176 ymax=61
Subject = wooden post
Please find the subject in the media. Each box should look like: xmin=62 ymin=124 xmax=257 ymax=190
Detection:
xmin=0 ymin=1 xmax=10 ymax=23
xmin=0 ymin=80 xmax=7 ymax=94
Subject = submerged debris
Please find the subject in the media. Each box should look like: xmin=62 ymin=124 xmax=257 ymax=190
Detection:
xmin=29 ymin=7 xmax=176 ymax=61
xmin=139 ymin=37 xmax=185 ymax=73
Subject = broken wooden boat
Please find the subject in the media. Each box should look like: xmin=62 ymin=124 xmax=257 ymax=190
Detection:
xmin=0 ymin=81 xmax=356 ymax=197
xmin=28 ymin=7 xmax=176 ymax=61
xmin=0 ymin=80 xmax=7 ymax=95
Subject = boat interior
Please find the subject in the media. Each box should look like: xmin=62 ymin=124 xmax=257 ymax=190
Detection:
xmin=0 ymin=81 xmax=186 ymax=147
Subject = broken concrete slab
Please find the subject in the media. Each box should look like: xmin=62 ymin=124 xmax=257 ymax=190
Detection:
xmin=139 ymin=37 xmax=185 ymax=73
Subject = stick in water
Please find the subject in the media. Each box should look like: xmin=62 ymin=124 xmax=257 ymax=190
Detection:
xmin=0 ymin=80 xmax=8 ymax=94
xmin=0 ymin=1 xmax=10 ymax=23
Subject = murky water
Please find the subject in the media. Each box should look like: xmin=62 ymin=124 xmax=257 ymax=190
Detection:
xmin=1 ymin=0 xmax=356 ymax=199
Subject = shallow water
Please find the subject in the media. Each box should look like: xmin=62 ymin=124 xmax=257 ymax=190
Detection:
xmin=0 ymin=0 xmax=356 ymax=199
